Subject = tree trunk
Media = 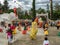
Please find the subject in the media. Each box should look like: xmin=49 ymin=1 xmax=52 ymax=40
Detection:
xmin=50 ymin=0 xmax=53 ymax=19
xmin=32 ymin=0 xmax=36 ymax=18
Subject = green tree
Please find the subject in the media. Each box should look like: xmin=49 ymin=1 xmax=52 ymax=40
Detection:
xmin=52 ymin=3 xmax=60 ymax=20
xmin=3 ymin=0 xmax=9 ymax=13
xmin=37 ymin=8 xmax=46 ymax=14
xmin=25 ymin=11 xmax=28 ymax=16
xmin=51 ymin=10 xmax=60 ymax=20
xmin=54 ymin=3 xmax=60 ymax=11
xmin=32 ymin=0 xmax=36 ymax=18
xmin=0 ymin=3 xmax=2 ymax=14
xmin=17 ymin=8 xmax=25 ymax=19
xmin=47 ymin=4 xmax=49 ymax=12
xmin=8 ymin=9 xmax=14 ymax=13
xmin=0 ymin=3 xmax=2 ymax=9
xmin=29 ymin=8 xmax=33 ymax=17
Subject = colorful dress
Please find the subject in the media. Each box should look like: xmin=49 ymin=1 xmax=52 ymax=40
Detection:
xmin=6 ymin=30 xmax=12 ymax=43
xmin=44 ymin=30 xmax=48 ymax=36
xmin=10 ymin=25 xmax=16 ymax=34
xmin=39 ymin=18 xmax=43 ymax=28
xmin=30 ymin=21 xmax=38 ymax=40
xmin=27 ymin=26 xmax=30 ymax=31
xmin=22 ymin=26 xmax=27 ymax=34
xmin=34 ymin=17 xmax=38 ymax=24
xmin=45 ymin=24 xmax=48 ymax=28
xmin=0 ymin=28 xmax=3 ymax=32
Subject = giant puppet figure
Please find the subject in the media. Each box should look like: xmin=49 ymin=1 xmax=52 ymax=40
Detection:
xmin=30 ymin=19 xmax=38 ymax=40
xmin=34 ymin=17 xmax=38 ymax=24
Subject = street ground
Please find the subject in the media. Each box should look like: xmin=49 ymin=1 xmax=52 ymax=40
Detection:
xmin=12 ymin=26 xmax=60 ymax=45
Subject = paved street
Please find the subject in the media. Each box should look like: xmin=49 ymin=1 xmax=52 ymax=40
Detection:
xmin=0 ymin=33 xmax=8 ymax=45
xmin=12 ymin=27 xmax=60 ymax=45
xmin=0 ymin=0 xmax=60 ymax=45
xmin=0 ymin=27 xmax=60 ymax=45
xmin=0 ymin=27 xmax=44 ymax=45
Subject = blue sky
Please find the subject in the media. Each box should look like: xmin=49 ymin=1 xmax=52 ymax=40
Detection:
xmin=0 ymin=0 xmax=60 ymax=10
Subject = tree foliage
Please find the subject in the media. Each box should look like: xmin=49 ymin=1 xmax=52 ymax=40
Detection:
xmin=0 ymin=3 xmax=2 ymax=14
xmin=54 ymin=3 xmax=60 ymax=11
xmin=37 ymin=8 xmax=46 ymax=14
xmin=18 ymin=15 xmax=32 ymax=19
xmin=51 ymin=3 xmax=60 ymax=20
xmin=3 ymin=0 xmax=9 ymax=13
xmin=52 ymin=10 xmax=60 ymax=20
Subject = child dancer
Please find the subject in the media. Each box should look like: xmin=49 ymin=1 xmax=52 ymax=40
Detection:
xmin=6 ymin=28 xmax=13 ymax=44
xmin=45 ymin=22 xmax=48 ymax=29
xmin=22 ymin=23 xmax=27 ymax=34
xmin=10 ymin=24 xmax=16 ymax=35
xmin=18 ymin=22 xmax=22 ymax=31
xmin=44 ymin=28 xmax=49 ymax=36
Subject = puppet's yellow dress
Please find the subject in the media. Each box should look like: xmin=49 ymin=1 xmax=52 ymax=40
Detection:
xmin=30 ymin=21 xmax=38 ymax=40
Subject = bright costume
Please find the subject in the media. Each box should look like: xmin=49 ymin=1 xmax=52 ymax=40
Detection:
xmin=13 ymin=29 xmax=16 ymax=34
xmin=18 ymin=24 xmax=22 ymax=31
xmin=0 ymin=28 xmax=3 ymax=32
xmin=10 ymin=25 xmax=16 ymax=34
xmin=39 ymin=18 xmax=43 ymax=28
xmin=22 ymin=25 xmax=27 ymax=34
xmin=34 ymin=17 xmax=38 ymax=24
xmin=6 ymin=29 xmax=13 ymax=43
xmin=44 ymin=30 xmax=48 ymax=36
xmin=57 ymin=22 xmax=60 ymax=29
xmin=45 ymin=23 xmax=48 ymax=28
xmin=30 ymin=21 xmax=38 ymax=40
xmin=27 ymin=26 xmax=30 ymax=31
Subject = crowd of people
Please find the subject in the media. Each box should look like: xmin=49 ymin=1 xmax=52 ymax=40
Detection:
xmin=0 ymin=21 xmax=22 ymax=43
xmin=0 ymin=17 xmax=60 ymax=45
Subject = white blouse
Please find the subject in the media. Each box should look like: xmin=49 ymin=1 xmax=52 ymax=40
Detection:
xmin=43 ymin=40 xmax=49 ymax=45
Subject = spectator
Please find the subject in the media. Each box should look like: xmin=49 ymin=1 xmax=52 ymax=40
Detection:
xmin=43 ymin=37 xmax=49 ymax=45
xmin=57 ymin=21 xmax=60 ymax=29
xmin=22 ymin=23 xmax=27 ymax=34
xmin=6 ymin=28 xmax=13 ymax=44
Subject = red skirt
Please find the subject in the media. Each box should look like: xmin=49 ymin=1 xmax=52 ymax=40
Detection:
xmin=0 ymin=29 xmax=3 ymax=32
xmin=22 ymin=30 xmax=27 ymax=34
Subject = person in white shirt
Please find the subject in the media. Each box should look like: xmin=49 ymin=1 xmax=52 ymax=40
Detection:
xmin=43 ymin=37 xmax=49 ymax=45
